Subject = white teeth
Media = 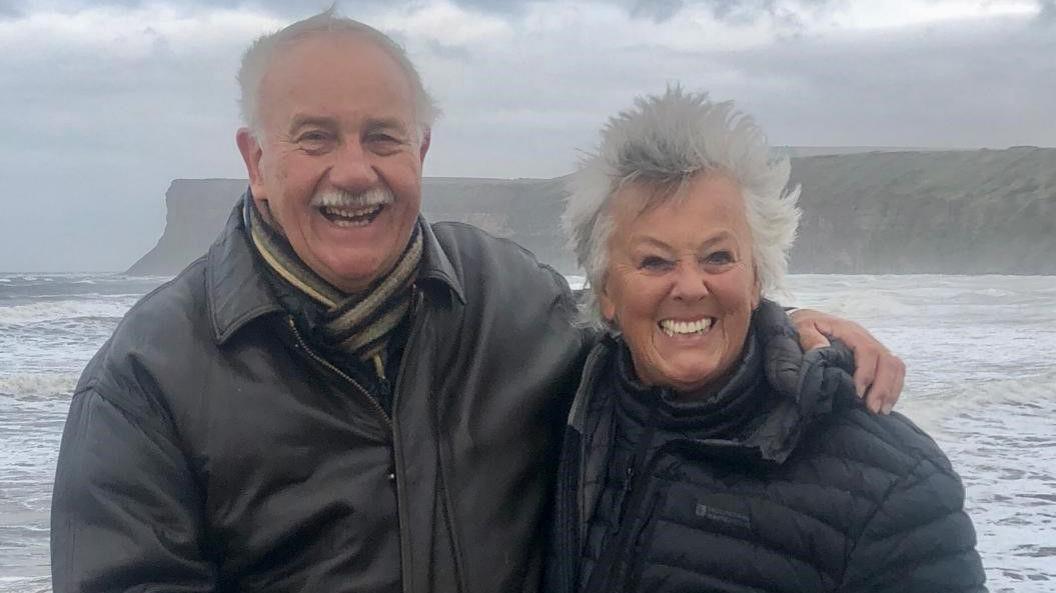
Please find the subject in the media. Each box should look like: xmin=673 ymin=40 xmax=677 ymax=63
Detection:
xmin=659 ymin=318 xmax=713 ymax=336
xmin=321 ymin=205 xmax=382 ymax=224
xmin=311 ymin=188 xmax=394 ymax=208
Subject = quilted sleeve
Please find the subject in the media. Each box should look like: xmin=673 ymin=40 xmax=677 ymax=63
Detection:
xmin=840 ymin=456 xmax=987 ymax=592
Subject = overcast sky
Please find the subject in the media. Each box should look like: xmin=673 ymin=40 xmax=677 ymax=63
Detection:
xmin=0 ymin=0 xmax=1053 ymax=271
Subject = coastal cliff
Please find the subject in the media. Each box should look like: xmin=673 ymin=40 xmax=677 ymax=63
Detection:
xmin=127 ymin=148 xmax=1056 ymax=276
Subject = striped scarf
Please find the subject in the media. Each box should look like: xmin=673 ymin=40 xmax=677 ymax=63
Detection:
xmin=244 ymin=197 xmax=422 ymax=379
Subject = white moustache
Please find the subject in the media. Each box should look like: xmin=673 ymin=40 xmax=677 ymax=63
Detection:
xmin=310 ymin=187 xmax=394 ymax=209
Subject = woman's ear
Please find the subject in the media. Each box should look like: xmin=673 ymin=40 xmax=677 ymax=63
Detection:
xmin=751 ymin=264 xmax=762 ymax=310
xmin=598 ymin=278 xmax=617 ymax=323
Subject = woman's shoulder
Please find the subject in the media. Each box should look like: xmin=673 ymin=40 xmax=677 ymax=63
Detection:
xmin=797 ymin=407 xmax=959 ymax=490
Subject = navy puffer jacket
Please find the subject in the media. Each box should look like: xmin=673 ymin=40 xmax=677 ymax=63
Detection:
xmin=547 ymin=301 xmax=986 ymax=593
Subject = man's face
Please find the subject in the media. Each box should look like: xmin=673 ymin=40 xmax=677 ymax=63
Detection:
xmin=237 ymin=32 xmax=429 ymax=293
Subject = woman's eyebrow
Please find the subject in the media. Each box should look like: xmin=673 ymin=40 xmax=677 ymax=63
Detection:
xmin=632 ymin=231 xmax=735 ymax=251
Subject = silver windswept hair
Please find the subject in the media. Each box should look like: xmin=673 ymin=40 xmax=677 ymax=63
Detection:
xmin=563 ymin=86 xmax=801 ymax=329
xmin=237 ymin=7 xmax=439 ymax=140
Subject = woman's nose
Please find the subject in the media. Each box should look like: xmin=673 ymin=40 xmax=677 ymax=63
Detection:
xmin=671 ymin=265 xmax=709 ymax=302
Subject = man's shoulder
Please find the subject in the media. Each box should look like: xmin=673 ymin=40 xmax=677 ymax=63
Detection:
xmin=78 ymin=257 xmax=213 ymax=393
xmin=429 ymin=220 xmax=573 ymax=300
xmin=120 ymin=257 xmax=211 ymax=337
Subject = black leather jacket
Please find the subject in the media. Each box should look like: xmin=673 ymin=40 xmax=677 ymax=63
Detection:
xmin=51 ymin=202 xmax=592 ymax=593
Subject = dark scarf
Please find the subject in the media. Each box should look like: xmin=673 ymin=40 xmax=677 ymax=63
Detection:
xmin=244 ymin=196 xmax=422 ymax=380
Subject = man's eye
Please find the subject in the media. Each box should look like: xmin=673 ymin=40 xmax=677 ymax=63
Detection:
xmin=297 ymin=132 xmax=331 ymax=146
xmin=368 ymin=133 xmax=403 ymax=147
xmin=639 ymin=256 xmax=673 ymax=271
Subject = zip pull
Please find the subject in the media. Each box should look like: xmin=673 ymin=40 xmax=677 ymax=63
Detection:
xmin=622 ymin=465 xmax=635 ymax=496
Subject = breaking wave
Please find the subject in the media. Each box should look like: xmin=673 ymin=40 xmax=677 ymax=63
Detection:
xmin=0 ymin=372 xmax=80 ymax=400
xmin=0 ymin=299 xmax=135 ymax=325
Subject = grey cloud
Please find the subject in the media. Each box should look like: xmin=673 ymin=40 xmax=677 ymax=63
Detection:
xmin=695 ymin=0 xmax=842 ymax=25
xmin=423 ymin=14 xmax=1055 ymax=180
xmin=20 ymin=0 xmax=390 ymax=19
xmin=720 ymin=20 xmax=1056 ymax=147
xmin=0 ymin=0 xmax=23 ymax=18
xmin=451 ymin=0 xmax=842 ymax=24
xmin=630 ymin=0 xmax=685 ymax=23
xmin=423 ymin=39 xmax=473 ymax=61
xmin=0 ymin=21 xmax=248 ymax=271
xmin=1 ymin=2 xmax=1053 ymax=272
xmin=11 ymin=0 xmax=838 ymax=25
xmin=1039 ymin=0 xmax=1055 ymax=24
xmin=433 ymin=0 xmax=523 ymax=11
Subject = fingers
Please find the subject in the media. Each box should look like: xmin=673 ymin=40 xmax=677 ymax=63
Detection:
xmin=797 ymin=324 xmax=831 ymax=351
xmin=852 ymin=347 xmax=879 ymax=409
xmin=789 ymin=310 xmax=903 ymax=411
xmin=863 ymin=353 xmax=906 ymax=415
xmin=787 ymin=308 xmax=907 ymax=413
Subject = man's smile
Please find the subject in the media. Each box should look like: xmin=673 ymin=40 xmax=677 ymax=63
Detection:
xmin=318 ymin=203 xmax=385 ymax=227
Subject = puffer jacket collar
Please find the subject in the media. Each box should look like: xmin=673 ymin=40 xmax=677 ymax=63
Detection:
xmin=568 ymin=300 xmax=858 ymax=463
xmin=206 ymin=191 xmax=466 ymax=345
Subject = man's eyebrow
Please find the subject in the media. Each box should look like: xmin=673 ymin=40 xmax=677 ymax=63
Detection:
xmin=364 ymin=117 xmax=411 ymax=134
xmin=288 ymin=115 xmax=337 ymax=134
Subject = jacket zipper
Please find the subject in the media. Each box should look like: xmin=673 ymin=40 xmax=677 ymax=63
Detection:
xmin=590 ymin=410 xmax=661 ymax=593
xmin=403 ymin=286 xmax=468 ymax=593
xmin=390 ymin=285 xmax=422 ymax=429
xmin=286 ymin=316 xmax=393 ymax=431
xmin=592 ymin=450 xmax=665 ymax=593
xmin=388 ymin=286 xmax=463 ymax=593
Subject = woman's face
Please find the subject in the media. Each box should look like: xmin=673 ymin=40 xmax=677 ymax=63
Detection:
xmin=599 ymin=173 xmax=760 ymax=394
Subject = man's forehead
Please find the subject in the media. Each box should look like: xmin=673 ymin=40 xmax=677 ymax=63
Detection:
xmin=269 ymin=30 xmax=398 ymax=73
xmin=264 ymin=36 xmax=411 ymax=92
xmin=258 ymin=33 xmax=416 ymax=115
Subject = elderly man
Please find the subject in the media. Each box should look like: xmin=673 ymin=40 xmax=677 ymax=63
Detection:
xmin=50 ymin=10 xmax=904 ymax=593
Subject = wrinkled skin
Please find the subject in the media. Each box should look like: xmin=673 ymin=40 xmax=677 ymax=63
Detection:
xmin=236 ymin=31 xmax=429 ymax=294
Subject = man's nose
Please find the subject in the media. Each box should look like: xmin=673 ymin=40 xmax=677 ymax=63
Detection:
xmin=328 ymin=140 xmax=379 ymax=191
xmin=671 ymin=264 xmax=709 ymax=302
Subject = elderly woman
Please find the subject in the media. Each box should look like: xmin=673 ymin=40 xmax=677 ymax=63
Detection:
xmin=547 ymin=88 xmax=986 ymax=593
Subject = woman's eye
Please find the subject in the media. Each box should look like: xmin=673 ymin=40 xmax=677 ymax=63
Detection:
xmin=704 ymin=251 xmax=734 ymax=265
xmin=639 ymin=256 xmax=673 ymax=271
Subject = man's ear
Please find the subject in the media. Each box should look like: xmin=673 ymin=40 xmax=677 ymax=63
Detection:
xmin=418 ymin=127 xmax=431 ymax=163
xmin=236 ymin=128 xmax=266 ymax=199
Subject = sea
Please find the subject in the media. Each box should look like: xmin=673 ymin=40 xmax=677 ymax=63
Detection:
xmin=1 ymin=272 xmax=1054 ymax=592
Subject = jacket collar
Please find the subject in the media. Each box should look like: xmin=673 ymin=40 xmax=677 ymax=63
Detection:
xmin=567 ymin=301 xmax=858 ymax=463
xmin=207 ymin=191 xmax=465 ymax=345
xmin=416 ymin=213 xmax=466 ymax=305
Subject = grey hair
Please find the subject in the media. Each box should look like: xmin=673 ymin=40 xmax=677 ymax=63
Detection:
xmin=237 ymin=7 xmax=439 ymax=141
xmin=563 ymin=86 xmax=801 ymax=329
